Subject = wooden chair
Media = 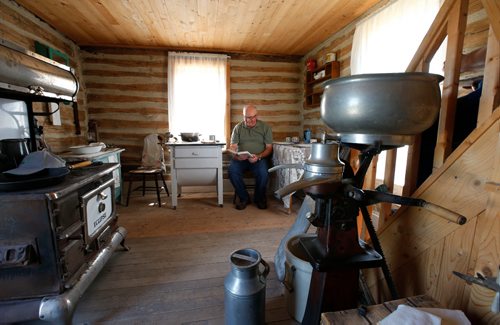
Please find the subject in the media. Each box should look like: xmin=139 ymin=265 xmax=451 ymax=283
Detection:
xmin=125 ymin=168 xmax=169 ymax=208
xmin=125 ymin=134 xmax=169 ymax=208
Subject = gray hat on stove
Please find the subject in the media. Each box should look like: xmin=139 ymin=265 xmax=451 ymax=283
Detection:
xmin=3 ymin=150 xmax=67 ymax=176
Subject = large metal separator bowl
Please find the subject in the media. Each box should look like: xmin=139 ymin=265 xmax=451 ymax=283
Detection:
xmin=321 ymin=72 xmax=444 ymax=145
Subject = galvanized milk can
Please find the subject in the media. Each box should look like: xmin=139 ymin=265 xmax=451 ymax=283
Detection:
xmin=224 ymin=248 xmax=270 ymax=325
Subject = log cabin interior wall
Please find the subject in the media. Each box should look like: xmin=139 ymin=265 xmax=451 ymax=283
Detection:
xmin=81 ymin=49 xmax=302 ymax=168
xmin=81 ymin=47 xmax=169 ymax=167
xmin=0 ymin=0 xmax=499 ymax=323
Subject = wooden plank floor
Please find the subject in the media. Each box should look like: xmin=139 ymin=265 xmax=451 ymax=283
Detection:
xmin=72 ymin=191 xmax=301 ymax=324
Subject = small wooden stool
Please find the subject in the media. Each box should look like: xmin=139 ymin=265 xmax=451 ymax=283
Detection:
xmin=126 ymin=168 xmax=169 ymax=207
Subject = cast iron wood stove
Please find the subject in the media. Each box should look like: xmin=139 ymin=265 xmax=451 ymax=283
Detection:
xmin=0 ymin=163 xmax=128 ymax=324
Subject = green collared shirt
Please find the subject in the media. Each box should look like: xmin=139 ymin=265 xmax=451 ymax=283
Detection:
xmin=230 ymin=120 xmax=273 ymax=154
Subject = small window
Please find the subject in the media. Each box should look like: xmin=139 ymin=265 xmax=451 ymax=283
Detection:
xmin=167 ymin=52 xmax=229 ymax=142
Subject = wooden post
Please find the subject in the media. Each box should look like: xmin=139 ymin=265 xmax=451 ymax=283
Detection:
xmin=361 ymin=154 xmax=378 ymax=239
xmin=481 ymin=0 xmax=500 ymax=40
xmin=477 ymin=27 xmax=500 ymax=124
xmin=406 ymin=0 xmax=455 ymax=73
xmin=465 ymin=109 xmax=500 ymax=322
xmin=404 ymin=0 xmax=462 ymax=195
xmin=378 ymin=149 xmax=397 ymax=228
xmin=433 ymin=0 xmax=469 ymax=169
xmin=403 ymin=140 xmax=419 ymax=197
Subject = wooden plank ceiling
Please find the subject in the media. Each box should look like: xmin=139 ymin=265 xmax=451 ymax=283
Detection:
xmin=15 ymin=0 xmax=386 ymax=55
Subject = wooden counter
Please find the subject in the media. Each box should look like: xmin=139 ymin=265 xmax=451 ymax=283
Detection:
xmin=321 ymin=295 xmax=441 ymax=324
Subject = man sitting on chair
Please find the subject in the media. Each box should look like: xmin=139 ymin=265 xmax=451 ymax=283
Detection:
xmin=228 ymin=104 xmax=273 ymax=210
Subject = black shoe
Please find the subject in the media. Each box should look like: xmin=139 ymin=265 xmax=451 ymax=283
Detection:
xmin=236 ymin=200 xmax=248 ymax=210
xmin=257 ymin=201 xmax=267 ymax=209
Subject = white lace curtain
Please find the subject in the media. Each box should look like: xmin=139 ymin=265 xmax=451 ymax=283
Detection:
xmin=350 ymin=0 xmax=445 ymax=187
xmin=351 ymin=0 xmax=444 ymax=74
xmin=167 ymin=52 xmax=228 ymax=141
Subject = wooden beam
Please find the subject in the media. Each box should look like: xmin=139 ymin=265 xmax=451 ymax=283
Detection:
xmin=406 ymin=0 xmax=456 ymax=72
xmin=378 ymin=149 xmax=397 ymax=229
xmin=361 ymin=154 xmax=378 ymax=240
xmin=465 ymin=120 xmax=500 ymax=323
xmin=481 ymin=0 xmax=500 ymax=40
xmin=477 ymin=26 xmax=500 ymax=124
xmin=379 ymin=117 xmax=499 ymax=281
xmin=433 ymin=0 xmax=469 ymax=169
xmin=403 ymin=140 xmax=420 ymax=197
xmin=433 ymin=220 xmax=477 ymax=310
xmin=380 ymin=105 xmax=500 ymax=234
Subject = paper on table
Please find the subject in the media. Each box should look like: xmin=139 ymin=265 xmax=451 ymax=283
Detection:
xmin=418 ymin=307 xmax=471 ymax=325
xmin=378 ymin=305 xmax=441 ymax=325
xmin=378 ymin=304 xmax=471 ymax=325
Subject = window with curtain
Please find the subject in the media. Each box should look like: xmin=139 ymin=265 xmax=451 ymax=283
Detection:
xmin=351 ymin=0 xmax=444 ymax=74
xmin=168 ymin=52 xmax=228 ymax=142
xmin=350 ymin=0 xmax=445 ymax=190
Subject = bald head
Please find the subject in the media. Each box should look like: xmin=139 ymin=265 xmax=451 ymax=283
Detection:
xmin=243 ymin=104 xmax=258 ymax=128
xmin=243 ymin=104 xmax=257 ymax=116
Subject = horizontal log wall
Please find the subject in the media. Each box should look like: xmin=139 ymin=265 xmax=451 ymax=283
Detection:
xmin=299 ymin=24 xmax=356 ymax=139
xmin=229 ymin=54 xmax=302 ymax=142
xmin=81 ymin=49 xmax=302 ymax=168
xmin=81 ymin=48 xmax=169 ymax=167
xmin=0 ymin=0 xmax=87 ymax=153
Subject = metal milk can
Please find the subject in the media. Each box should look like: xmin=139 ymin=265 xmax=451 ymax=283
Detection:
xmin=224 ymin=248 xmax=270 ymax=325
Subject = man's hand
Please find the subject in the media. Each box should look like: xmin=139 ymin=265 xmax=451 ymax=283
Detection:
xmin=248 ymin=154 xmax=259 ymax=163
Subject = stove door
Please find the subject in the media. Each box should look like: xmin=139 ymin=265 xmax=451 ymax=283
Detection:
xmin=81 ymin=178 xmax=116 ymax=244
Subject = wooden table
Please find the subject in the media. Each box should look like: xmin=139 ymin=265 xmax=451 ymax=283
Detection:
xmin=166 ymin=142 xmax=225 ymax=209
xmin=321 ymin=295 xmax=441 ymax=324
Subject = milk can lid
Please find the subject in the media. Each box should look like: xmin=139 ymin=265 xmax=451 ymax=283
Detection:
xmin=230 ymin=248 xmax=260 ymax=267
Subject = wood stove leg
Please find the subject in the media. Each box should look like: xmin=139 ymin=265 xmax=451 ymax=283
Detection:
xmin=142 ymin=174 xmax=146 ymax=196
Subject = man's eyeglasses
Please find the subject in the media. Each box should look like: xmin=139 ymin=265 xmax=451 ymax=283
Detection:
xmin=244 ymin=115 xmax=257 ymax=120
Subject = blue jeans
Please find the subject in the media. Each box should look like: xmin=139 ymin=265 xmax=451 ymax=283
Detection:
xmin=228 ymin=159 xmax=269 ymax=203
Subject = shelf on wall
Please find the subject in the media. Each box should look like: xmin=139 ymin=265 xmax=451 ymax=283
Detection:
xmin=305 ymin=61 xmax=340 ymax=108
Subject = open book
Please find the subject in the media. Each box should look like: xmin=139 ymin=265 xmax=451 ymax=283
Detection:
xmin=226 ymin=149 xmax=255 ymax=159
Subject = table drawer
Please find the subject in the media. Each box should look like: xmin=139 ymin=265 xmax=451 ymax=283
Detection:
xmin=174 ymin=146 xmax=219 ymax=158
xmin=174 ymin=157 xmax=220 ymax=169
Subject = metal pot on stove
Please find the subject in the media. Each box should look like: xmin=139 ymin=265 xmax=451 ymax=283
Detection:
xmin=0 ymin=138 xmax=30 ymax=172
